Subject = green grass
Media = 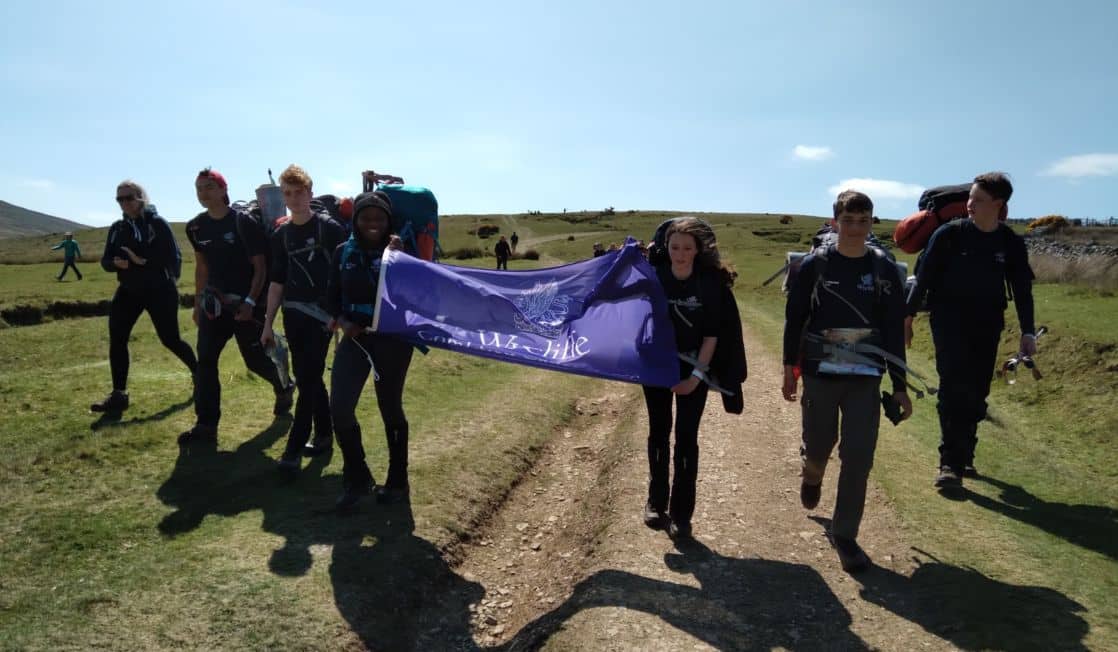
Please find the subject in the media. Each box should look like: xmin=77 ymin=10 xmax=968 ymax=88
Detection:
xmin=0 ymin=307 xmax=610 ymax=648
xmin=1 ymin=210 xmax=1115 ymax=649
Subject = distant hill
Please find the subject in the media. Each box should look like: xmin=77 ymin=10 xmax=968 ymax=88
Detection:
xmin=0 ymin=200 xmax=89 ymax=239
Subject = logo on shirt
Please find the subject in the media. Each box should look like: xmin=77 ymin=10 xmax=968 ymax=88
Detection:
xmin=857 ymin=273 xmax=875 ymax=293
xmin=668 ymin=295 xmax=702 ymax=310
xmin=514 ymin=281 xmax=571 ymax=338
xmin=223 ymin=231 xmax=236 ymax=244
xmin=994 ymin=251 xmax=1006 ymax=264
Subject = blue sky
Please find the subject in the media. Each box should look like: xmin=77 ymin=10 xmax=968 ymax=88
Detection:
xmin=2 ymin=0 xmax=1116 ymax=226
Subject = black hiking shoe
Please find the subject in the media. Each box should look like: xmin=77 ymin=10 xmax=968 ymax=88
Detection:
xmin=800 ymin=481 xmax=822 ymax=510
xmin=273 ymin=384 xmax=295 ymax=416
xmin=961 ymin=464 xmax=979 ymax=479
xmin=277 ymin=456 xmax=300 ymax=482
xmin=833 ymin=536 xmax=871 ymax=573
xmin=667 ymin=519 xmax=693 ymax=541
xmin=374 ymin=484 xmax=410 ymax=505
xmin=177 ymin=424 xmax=217 ymax=446
xmin=303 ymin=434 xmax=332 ymax=457
xmin=935 ymin=466 xmax=963 ymax=490
xmin=336 ymin=483 xmax=373 ymax=512
xmin=643 ymin=501 xmax=668 ymax=530
xmin=91 ymin=391 xmax=129 ymax=414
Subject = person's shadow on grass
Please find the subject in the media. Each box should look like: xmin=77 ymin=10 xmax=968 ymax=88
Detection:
xmin=155 ymin=416 xmax=301 ymax=535
xmin=264 ymin=496 xmax=484 ymax=651
xmin=90 ymin=397 xmax=193 ymax=432
xmin=805 ymin=517 xmax=1090 ymax=651
xmin=965 ymin=474 xmax=1118 ymax=561
xmin=854 ymin=551 xmax=1089 ymax=651
xmin=501 ymin=537 xmax=869 ymax=651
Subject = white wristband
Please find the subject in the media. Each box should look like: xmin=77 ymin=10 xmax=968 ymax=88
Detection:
xmin=691 ymin=368 xmax=705 ymax=381
xmin=243 ymin=297 xmax=256 ymax=307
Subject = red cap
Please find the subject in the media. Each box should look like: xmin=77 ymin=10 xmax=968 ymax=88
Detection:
xmin=197 ymin=167 xmax=228 ymax=190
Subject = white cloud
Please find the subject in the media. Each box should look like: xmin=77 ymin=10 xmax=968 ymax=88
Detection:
xmin=1041 ymin=153 xmax=1118 ymax=178
xmin=793 ymin=145 xmax=834 ymax=161
xmin=827 ymin=178 xmax=925 ymax=201
xmin=20 ymin=178 xmax=54 ymax=190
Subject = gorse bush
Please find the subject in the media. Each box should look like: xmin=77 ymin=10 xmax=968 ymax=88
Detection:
xmin=448 ymin=247 xmax=486 ymax=260
xmin=1027 ymin=215 xmax=1070 ymax=233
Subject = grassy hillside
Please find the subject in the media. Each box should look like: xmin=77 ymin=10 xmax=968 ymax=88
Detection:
xmin=1 ymin=210 xmax=1115 ymax=648
xmin=0 ymin=200 xmax=88 ymax=239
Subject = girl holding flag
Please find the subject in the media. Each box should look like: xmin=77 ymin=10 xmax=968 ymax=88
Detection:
xmin=326 ymin=191 xmax=413 ymax=510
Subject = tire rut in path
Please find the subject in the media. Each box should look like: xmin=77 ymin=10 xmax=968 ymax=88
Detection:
xmin=415 ymin=325 xmax=958 ymax=651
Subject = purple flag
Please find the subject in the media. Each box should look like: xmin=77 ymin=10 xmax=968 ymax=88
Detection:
xmin=372 ymin=239 xmax=680 ymax=387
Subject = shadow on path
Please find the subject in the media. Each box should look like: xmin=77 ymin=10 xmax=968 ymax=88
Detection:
xmin=501 ymin=538 xmax=869 ymax=651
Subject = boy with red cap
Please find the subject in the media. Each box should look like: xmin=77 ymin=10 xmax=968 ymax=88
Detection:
xmin=179 ymin=168 xmax=294 ymax=445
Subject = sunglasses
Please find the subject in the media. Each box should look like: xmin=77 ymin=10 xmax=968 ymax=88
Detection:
xmin=116 ymin=195 xmax=137 ymax=203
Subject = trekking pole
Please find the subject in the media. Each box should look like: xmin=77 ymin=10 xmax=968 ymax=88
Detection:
xmin=760 ymin=262 xmax=791 ymax=287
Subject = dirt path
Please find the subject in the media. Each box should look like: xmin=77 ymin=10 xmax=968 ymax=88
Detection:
xmin=515 ymin=231 xmax=613 ymax=249
xmin=414 ymin=326 xmax=961 ymax=650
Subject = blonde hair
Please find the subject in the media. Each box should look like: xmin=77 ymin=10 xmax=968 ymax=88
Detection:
xmin=116 ymin=179 xmax=150 ymax=207
xmin=279 ymin=164 xmax=313 ymax=191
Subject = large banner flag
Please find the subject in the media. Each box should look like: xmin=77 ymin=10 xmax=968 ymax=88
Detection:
xmin=371 ymin=239 xmax=680 ymax=387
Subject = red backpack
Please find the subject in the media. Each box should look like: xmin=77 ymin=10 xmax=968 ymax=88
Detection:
xmin=893 ymin=183 xmax=1007 ymax=253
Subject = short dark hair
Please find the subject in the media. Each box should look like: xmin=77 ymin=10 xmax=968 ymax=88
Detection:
xmin=973 ymin=171 xmax=1013 ymax=202
xmin=833 ymin=190 xmax=874 ymax=219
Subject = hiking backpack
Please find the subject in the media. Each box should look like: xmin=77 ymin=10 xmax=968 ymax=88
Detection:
xmin=893 ymin=183 xmax=1009 ymax=254
xmin=647 ymin=216 xmax=718 ymax=268
xmin=362 ymin=173 xmax=441 ymax=261
xmin=782 ymin=225 xmax=904 ymax=295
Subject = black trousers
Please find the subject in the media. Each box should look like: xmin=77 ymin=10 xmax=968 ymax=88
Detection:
xmin=930 ymin=308 xmax=1004 ymax=470
xmin=108 ymin=282 xmax=197 ymax=391
xmin=642 ymin=382 xmax=710 ymax=526
xmin=281 ymin=308 xmax=332 ymax=458
xmin=193 ymin=305 xmax=285 ymax=429
xmin=58 ymin=259 xmax=82 ymax=280
xmin=496 ymin=256 xmax=509 ymax=271
xmin=330 ymin=335 xmax=413 ymax=489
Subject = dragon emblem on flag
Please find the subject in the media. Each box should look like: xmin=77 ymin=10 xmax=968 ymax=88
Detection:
xmin=513 ymin=281 xmax=572 ymax=338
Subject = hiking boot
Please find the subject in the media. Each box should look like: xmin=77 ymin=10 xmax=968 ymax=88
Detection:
xmin=643 ymin=501 xmax=668 ymax=530
xmin=177 ymin=424 xmax=217 ymax=446
xmin=668 ymin=519 xmax=693 ymax=541
xmin=374 ymin=484 xmax=410 ymax=505
xmin=961 ymin=464 xmax=979 ymax=479
xmin=91 ymin=391 xmax=129 ymax=414
xmin=303 ymin=434 xmax=333 ymax=457
xmin=833 ymin=536 xmax=871 ymax=573
xmin=277 ymin=456 xmax=300 ymax=482
xmin=273 ymin=384 xmax=295 ymax=416
xmin=935 ymin=466 xmax=963 ymax=490
xmin=800 ymin=481 xmax=821 ymax=510
xmin=336 ymin=482 xmax=373 ymax=512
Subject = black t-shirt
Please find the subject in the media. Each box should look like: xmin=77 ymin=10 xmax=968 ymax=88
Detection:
xmin=656 ymin=266 xmax=721 ymax=356
xmin=907 ymin=220 xmax=1035 ymax=333
xmin=326 ymin=240 xmax=386 ymax=329
xmin=186 ymin=209 xmax=267 ymax=297
xmin=783 ymin=247 xmax=907 ymax=390
xmin=269 ymin=214 xmax=347 ymax=303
